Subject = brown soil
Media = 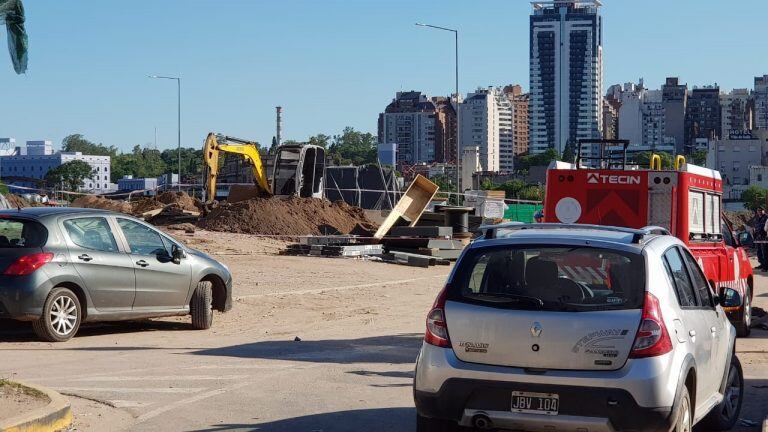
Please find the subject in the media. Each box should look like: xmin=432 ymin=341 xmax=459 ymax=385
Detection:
xmin=197 ymin=197 xmax=378 ymax=236
xmin=5 ymin=194 xmax=30 ymax=208
xmin=131 ymin=197 xmax=164 ymax=215
xmin=72 ymin=195 xmax=133 ymax=213
xmin=725 ymin=210 xmax=754 ymax=231
xmin=156 ymin=191 xmax=202 ymax=212
xmin=0 ymin=381 xmax=49 ymax=421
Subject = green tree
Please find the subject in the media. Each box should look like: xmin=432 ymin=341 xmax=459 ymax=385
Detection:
xmin=328 ymin=127 xmax=377 ymax=165
xmin=61 ymin=134 xmax=117 ymax=157
xmin=634 ymin=151 xmax=674 ymax=169
xmin=45 ymin=160 xmax=95 ymax=191
xmin=741 ymin=186 xmax=767 ymax=211
xmin=308 ymin=134 xmax=331 ymax=148
xmin=691 ymin=150 xmax=708 ymax=166
xmin=562 ymin=143 xmax=575 ymax=163
xmin=516 ymin=148 xmax=560 ymax=171
xmin=160 ymin=147 xmax=203 ymax=178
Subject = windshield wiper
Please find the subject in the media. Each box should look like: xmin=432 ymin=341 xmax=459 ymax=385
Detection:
xmin=466 ymin=293 xmax=544 ymax=309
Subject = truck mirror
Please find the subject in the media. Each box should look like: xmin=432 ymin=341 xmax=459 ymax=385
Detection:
xmin=738 ymin=232 xmax=754 ymax=247
xmin=719 ymin=288 xmax=742 ymax=308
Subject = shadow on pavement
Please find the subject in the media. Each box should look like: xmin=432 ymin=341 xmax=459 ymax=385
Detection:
xmin=735 ymin=378 xmax=768 ymax=432
xmin=0 ymin=318 xmax=193 ymax=342
xmin=190 ymin=407 xmax=414 ymax=432
xmin=192 ymin=333 xmax=423 ymax=364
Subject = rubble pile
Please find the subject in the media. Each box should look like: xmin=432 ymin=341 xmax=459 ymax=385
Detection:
xmin=724 ymin=210 xmax=754 ymax=232
xmin=198 ymin=196 xmax=377 ymax=236
xmin=72 ymin=195 xmax=133 ymax=213
xmin=155 ymin=191 xmax=202 ymax=213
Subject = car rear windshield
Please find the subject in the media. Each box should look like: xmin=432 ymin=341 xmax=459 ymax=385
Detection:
xmin=0 ymin=218 xmax=47 ymax=248
xmin=449 ymin=245 xmax=645 ymax=312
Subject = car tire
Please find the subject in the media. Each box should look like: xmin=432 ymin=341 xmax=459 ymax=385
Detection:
xmin=32 ymin=287 xmax=82 ymax=342
xmin=416 ymin=414 xmax=458 ymax=432
xmin=699 ymin=356 xmax=744 ymax=431
xmin=674 ymin=386 xmax=692 ymax=432
xmin=190 ymin=281 xmax=213 ymax=330
xmin=736 ymin=289 xmax=751 ymax=337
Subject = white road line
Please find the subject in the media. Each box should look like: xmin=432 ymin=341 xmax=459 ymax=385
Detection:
xmin=236 ymin=275 xmax=446 ymax=299
xmin=135 ymin=381 xmax=252 ymax=423
xmin=68 ymin=375 xmax=248 ymax=382
xmin=56 ymin=387 xmax=205 ymax=394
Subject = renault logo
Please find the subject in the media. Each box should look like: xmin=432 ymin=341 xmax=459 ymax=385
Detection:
xmin=531 ymin=322 xmax=543 ymax=338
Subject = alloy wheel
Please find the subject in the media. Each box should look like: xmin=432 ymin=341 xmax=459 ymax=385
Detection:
xmin=50 ymin=295 xmax=78 ymax=336
xmin=721 ymin=363 xmax=742 ymax=421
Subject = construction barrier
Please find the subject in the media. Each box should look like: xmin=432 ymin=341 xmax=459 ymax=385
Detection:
xmin=504 ymin=203 xmax=544 ymax=223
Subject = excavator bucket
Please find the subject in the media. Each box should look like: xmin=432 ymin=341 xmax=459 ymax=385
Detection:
xmin=203 ymin=133 xmax=221 ymax=203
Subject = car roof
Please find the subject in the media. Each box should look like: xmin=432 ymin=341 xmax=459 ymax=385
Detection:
xmin=0 ymin=207 xmax=119 ymax=219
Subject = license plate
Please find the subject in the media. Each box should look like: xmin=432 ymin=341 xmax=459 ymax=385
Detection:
xmin=511 ymin=391 xmax=559 ymax=415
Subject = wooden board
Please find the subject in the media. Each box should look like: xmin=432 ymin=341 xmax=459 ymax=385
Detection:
xmin=374 ymin=175 xmax=439 ymax=239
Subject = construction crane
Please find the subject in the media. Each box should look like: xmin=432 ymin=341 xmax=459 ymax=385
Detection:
xmin=202 ymin=132 xmax=326 ymax=203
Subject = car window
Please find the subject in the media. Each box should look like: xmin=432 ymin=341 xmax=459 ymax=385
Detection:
xmin=680 ymin=248 xmax=714 ymax=308
xmin=0 ymin=218 xmax=47 ymax=248
xmin=722 ymin=222 xmax=735 ymax=247
xmin=451 ymin=246 xmax=645 ymax=312
xmin=63 ymin=217 xmax=118 ymax=252
xmin=117 ymin=218 xmax=168 ymax=256
xmin=662 ymin=248 xmax=698 ymax=307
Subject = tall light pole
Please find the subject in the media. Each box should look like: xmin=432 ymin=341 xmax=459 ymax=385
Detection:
xmin=148 ymin=75 xmax=181 ymax=190
xmin=415 ymin=22 xmax=460 ymax=196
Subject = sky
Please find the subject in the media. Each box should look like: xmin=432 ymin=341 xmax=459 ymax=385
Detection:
xmin=2 ymin=0 xmax=768 ymax=153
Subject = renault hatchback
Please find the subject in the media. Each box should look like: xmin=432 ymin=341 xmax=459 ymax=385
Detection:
xmin=414 ymin=224 xmax=744 ymax=432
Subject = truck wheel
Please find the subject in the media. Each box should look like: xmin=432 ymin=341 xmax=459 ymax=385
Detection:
xmin=700 ymin=356 xmax=744 ymax=430
xmin=32 ymin=287 xmax=81 ymax=342
xmin=736 ymin=290 xmax=751 ymax=337
xmin=190 ymin=281 xmax=213 ymax=330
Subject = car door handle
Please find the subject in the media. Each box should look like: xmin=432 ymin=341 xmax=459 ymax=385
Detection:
xmin=711 ymin=326 xmax=717 ymax=334
xmin=136 ymin=260 xmax=149 ymax=267
xmin=689 ymin=330 xmax=697 ymax=337
xmin=77 ymin=254 xmax=93 ymax=262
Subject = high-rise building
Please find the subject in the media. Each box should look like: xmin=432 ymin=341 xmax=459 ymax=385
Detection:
xmin=431 ymin=96 xmax=458 ymax=164
xmin=662 ymin=77 xmax=687 ymax=154
xmin=529 ymin=1 xmax=603 ymax=155
xmin=378 ymin=91 xmax=437 ymax=165
xmin=754 ymin=75 xmax=768 ymax=130
xmin=460 ymin=89 xmax=500 ymax=172
xmin=617 ymin=81 xmax=673 ymax=153
xmin=508 ymin=86 xmax=531 ymax=157
xmin=685 ymin=86 xmax=722 ymax=151
xmin=602 ymin=97 xmax=619 ymax=140
xmin=493 ymin=88 xmax=515 ymax=172
xmin=720 ymin=88 xmax=753 ymax=134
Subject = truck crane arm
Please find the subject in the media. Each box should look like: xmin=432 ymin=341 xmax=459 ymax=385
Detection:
xmin=203 ymin=132 xmax=271 ymax=202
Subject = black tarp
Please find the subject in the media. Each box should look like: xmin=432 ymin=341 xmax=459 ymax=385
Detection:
xmin=325 ymin=165 xmax=400 ymax=210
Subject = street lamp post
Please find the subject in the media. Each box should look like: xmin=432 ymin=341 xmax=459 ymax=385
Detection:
xmin=415 ymin=22 xmax=460 ymax=197
xmin=148 ymin=75 xmax=181 ymax=190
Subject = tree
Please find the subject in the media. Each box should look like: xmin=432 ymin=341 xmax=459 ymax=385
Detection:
xmin=562 ymin=143 xmax=575 ymax=163
xmin=328 ymin=127 xmax=377 ymax=165
xmin=741 ymin=186 xmax=767 ymax=211
xmin=516 ymin=148 xmax=560 ymax=171
xmin=308 ymin=134 xmax=331 ymax=148
xmin=691 ymin=150 xmax=708 ymax=166
xmin=634 ymin=151 xmax=673 ymax=169
xmin=61 ymin=134 xmax=117 ymax=157
xmin=45 ymin=160 xmax=95 ymax=191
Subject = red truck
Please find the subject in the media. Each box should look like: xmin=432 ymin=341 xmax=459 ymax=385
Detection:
xmin=544 ymin=140 xmax=754 ymax=336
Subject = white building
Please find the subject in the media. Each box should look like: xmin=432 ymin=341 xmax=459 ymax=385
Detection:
xmin=460 ymin=89 xmax=500 ymax=172
xmin=0 ymin=142 xmax=113 ymax=193
xmin=617 ymin=82 xmax=673 ymax=153
xmin=493 ymin=88 xmax=515 ymax=172
xmin=720 ymin=89 xmax=753 ymax=133
xmin=378 ymin=92 xmax=437 ymax=164
xmin=530 ymin=1 xmax=603 ymax=155
xmin=705 ymin=132 xmax=763 ymax=199
xmin=0 ymin=138 xmax=17 ymax=156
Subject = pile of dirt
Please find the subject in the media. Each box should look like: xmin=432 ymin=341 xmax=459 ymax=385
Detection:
xmin=198 ymin=197 xmax=378 ymax=236
xmin=5 ymin=194 xmax=30 ymax=208
xmin=156 ymin=191 xmax=202 ymax=213
xmin=72 ymin=195 xmax=132 ymax=213
xmin=131 ymin=197 xmax=165 ymax=215
xmin=724 ymin=210 xmax=754 ymax=231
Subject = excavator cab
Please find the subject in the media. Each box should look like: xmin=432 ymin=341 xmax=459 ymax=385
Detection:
xmin=273 ymin=144 xmax=325 ymax=198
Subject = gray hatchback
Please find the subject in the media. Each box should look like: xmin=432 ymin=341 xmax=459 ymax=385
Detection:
xmin=0 ymin=207 xmax=232 ymax=342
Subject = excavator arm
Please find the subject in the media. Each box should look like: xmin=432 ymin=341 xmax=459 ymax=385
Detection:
xmin=203 ymin=132 xmax=271 ymax=202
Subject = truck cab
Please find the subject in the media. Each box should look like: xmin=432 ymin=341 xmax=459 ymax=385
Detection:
xmin=544 ymin=139 xmax=754 ymax=336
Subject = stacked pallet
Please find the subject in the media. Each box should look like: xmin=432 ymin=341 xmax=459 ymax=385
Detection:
xmin=281 ymin=236 xmax=383 ymax=258
xmin=380 ymin=226 xmax=467 ymax=267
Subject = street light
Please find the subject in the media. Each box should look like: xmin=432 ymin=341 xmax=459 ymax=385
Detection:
xmin=148 ymin=75 xmax=181 ymax=190
xmin=415 ymin=22 xmax=461 ymax=196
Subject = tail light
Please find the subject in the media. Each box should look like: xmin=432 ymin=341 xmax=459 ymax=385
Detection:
xmin=629 ymin=292 xmax=673 ymax=358
xmin=4 ymin=253 xmax=54 ymax=276
xmin=425 ymin=285 xmax=451 ymax=348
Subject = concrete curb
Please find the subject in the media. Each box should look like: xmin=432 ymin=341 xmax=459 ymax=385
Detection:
xmin=0 ymin=381 xmax=72 ymax=432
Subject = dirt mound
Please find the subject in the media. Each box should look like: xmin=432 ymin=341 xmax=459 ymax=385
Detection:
xmin=131 ymin=197 xmax=164 ymax=215
xmin=198 ymin=197 xmax=377 ymax=236
xmin=724 ymin=210 xmax=754 ymax=231
xmin=5 ymin=194 xmax=30 ymax=208
xmin=156 ymin=191 xmax=201 ymax=213
xmin=72 ymin=195 xmax=132 ymax=213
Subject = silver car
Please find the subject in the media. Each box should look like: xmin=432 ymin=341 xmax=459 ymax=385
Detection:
xmin=414 ymin=224 xmax=744 ymax=432
xmin=0 ymin=207 xmax=232 ymax=342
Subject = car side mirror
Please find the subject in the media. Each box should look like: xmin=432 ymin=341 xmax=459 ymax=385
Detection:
xmin=171 ymin=244 xmax=185 ymax=264
xmin=738 ymin=232 xmax=754 ymax=247
xmin=719 ymin=288 xmax=742 ymax=308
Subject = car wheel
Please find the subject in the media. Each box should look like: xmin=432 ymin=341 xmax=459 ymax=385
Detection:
xmin=674 ymin=386 xmax=692 ymax=432
xmin=190 ymin=281 xmax=213 ymax=330
xmin=416 ymin=414 xmax=458 ymax=432
xmin=32 ymin=287 xmax=81 ymax=342
xmin=736 ymin=289 xmax=751 ymax=337
xmin=700 ymin=356 xmax=744 ymax=431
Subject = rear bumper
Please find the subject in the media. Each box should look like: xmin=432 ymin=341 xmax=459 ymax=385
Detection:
xmin=414 ymin=343 xmax=677 ymax=431
xmin=0 ymin=273 xmax=54 ymax=320
xmin=414 ymin=380 xmax=673 ymax=431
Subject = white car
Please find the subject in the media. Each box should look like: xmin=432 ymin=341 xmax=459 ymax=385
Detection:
xmin=414 ymin=224 xmax=744 ymax=432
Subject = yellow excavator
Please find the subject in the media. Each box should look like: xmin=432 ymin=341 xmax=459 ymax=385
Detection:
xmin=202 ymin=132 xmax=325 ymax=203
